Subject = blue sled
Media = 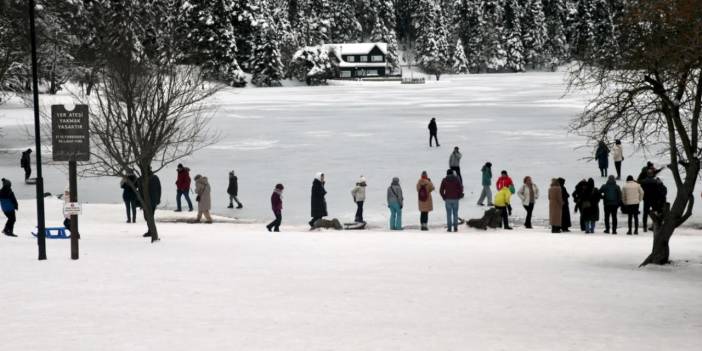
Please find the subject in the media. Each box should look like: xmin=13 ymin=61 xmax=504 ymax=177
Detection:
xmin=31 ymin=227 xmax=71 ymax=239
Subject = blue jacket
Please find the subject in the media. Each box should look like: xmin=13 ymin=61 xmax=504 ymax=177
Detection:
xmin=0 ymin=185 xmax=18 ymax=212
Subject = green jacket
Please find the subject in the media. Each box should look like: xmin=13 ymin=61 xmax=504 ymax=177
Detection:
xmin=481 ymin=166 xmax=492 ymax=186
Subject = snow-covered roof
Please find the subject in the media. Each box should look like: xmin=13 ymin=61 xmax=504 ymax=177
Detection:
xmin=324 ymin=43 xmax=388 ymax=57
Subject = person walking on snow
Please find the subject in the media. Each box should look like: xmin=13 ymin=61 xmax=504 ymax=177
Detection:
xmin=517 ymin=176 xmax=539 ymax=229
xmin=310 ymin=172 xmax=328 ymax=228
xmin=440 ymin=169 xmax=463 ymax=232
xmin=351 ymin=176 xmax=367 ymax=223
xmin=599 ymin=175 xmax=622 ymax=234
xmin=449 ymin=147 xmax=463 ymax=186
xmin=227 ymin=171 xmax=243 ymax=209
xmin=428 ymin=117 xmax=439 ymax=147
xmin=558 ymin=178 xmax=572 ymax=232
xmin=548 ymin=178 xmax=564 ymax=233
xmin=194 ymin=174 xmax=212 ymax=223
xmin=417 ymin=171 xmax=435 ymax=231
xmin=621 ymin=175 xmax=644 ymax=235
xmin=266 ymin=184 xmax=284 ymax=232
xmin=121 ymin=172 xmax=138 ymax=223
xmin=595 ymin=140 xmax=610 ymax=177
xmin=612 ymin=140 xmax=624 ymax=180
xmin=477 ymin=162 xmax=493 ymax=206
xmin=20 ymin=149 xmax=32 ymax=180
xmin=494 ymin=185 xmax=513 ymax=230
xmin=0 ymin=178 xmax=18 ymax=237
xmin=175 ymin=164 xmax=193 ymax=212
xmin=387 ymin=177 xmax=404 ymax=230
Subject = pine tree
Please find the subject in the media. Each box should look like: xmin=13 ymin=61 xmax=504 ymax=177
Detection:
xmin=453 ymin=0 xmax=484 ymax=72
xmin=520 ymin=0 xmax=547 ymax=69
xmin=591 ymin=0 xmax=618 ymax=67
xmin=482 ymin=0 xmax=507 ymax=72
xmin=503 ymin=0 xmax=525 ymax=72
xmin=450 ymin=38 xmax=470 ymax=74
xmin=414 ymin=1 xmax=450 ymax=80
xmin=251 ymin=25 xmax=285 ymax=87
xmin=542 ymin=0 xmax=569 ymax=69
xmin=330 ymin=0 xmax=361 ymax=42
xmin=369 ymin=1 xmax=400 ymax=69
xmin=571 ymin=0 xmax=595 ymax=59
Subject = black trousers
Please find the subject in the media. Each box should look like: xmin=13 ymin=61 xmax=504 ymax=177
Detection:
xmin=523 ymin=203 xmax=534 ymax=228
xmin=495 ymin=206 xmax=510 ymax=228
xmin=355 ymin=201 xmax=364 ymax=222
xmin=429 ymin=133 xmax=439 ymax=147
xmin=614 ymin=161 xmax=622 ymax=179
xmin=642 ymin=200 xmax=652 ymax=231
xmin=626 ymin=205 xmax=639 ymax=233
xmin=309 ymin=216 xmax=322 ymax=227
xmin=3 ymin=210 xmax=16 ymax=234
xmin=268 ymin=212 xmax=282 ymax=231
xmin=600 ymin=167 xmax=608 ymax=177
xmin=420 ymin=211 xmax=428 ymax=225
xmin=604 ymin=205 xmax=618 ymax=232
xmin=450 ymin=166 xmax=462 ymax=185
xmin=23 ymin=166 xmax=31 ymax=180
xmin=124 ymin=199 xmax=137 ymax=222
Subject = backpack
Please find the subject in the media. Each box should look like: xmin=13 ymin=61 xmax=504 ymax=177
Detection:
xmin=418 ymin=184 xmax=428 ymax=202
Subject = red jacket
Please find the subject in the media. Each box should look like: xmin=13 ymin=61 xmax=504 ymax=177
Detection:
xmin=176 ymin=168 xmax=191 ymax=190
xmin=496 ymin=176 xmax=513 ymax=190
xmin=271 ymin=191 xmax=282 ymax=214
xmin=440 ymin=176 xmax=463 ymax=200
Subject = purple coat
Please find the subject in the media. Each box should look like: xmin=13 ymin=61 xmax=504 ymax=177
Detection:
xmin=271 ymin=191 xmax=282 ymax=214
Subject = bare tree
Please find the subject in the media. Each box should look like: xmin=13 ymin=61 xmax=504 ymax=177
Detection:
xmin=568 ymin=0 xmax=702 ymax=265
xmin=83 ymin=62 xmax=220 ymax=242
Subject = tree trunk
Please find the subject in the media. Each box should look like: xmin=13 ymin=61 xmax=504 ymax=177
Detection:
xmin=643 ymin=215 xmax=673 ymax=265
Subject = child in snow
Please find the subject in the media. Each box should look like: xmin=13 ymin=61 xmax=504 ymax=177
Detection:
xmin=267 ymin=184 xmax=284 ymax=232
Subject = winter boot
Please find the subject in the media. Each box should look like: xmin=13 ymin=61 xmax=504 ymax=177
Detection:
xmin=227 ymin=203 xmax=234 ymax=209
xmin=236 ymin=204 xmax=243 ymax=209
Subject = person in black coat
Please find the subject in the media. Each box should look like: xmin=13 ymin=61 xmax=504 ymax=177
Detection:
xmin=309 ymin=172 xmax=328 ymax=228
xmin=428 ymin=118 xmax=439 ymax=147
xmin=120 ymin=172 xmax=138 ymax=223
xmin=20 ymin=149 xmax=32 ymax=180
xmin=580 ymin=178 xmax=601 ymax=234
xmin=227 ymin=170 xmax=243 ymax=209
xmin=137 ymin=169 xmax=162 ymax=237
xmin=572 ymin=179 xmax=588 ymax=232
xmin=558 ymin=178 xmax=572 ymax=232
xmin=0 ymin=178 xmax=19 ymax=236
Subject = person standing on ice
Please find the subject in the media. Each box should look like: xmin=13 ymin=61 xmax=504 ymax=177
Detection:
xmin=387 ymin=177 xmax=404 ymax=230
xmin=493 ymin=184 xmax=513 ymax=230
xmin=266 ymin=184 xmax=284 ymax=232
xmin=572 ymin=179 xmax=588 ymax=232
xmin=580 ymin=178 xmax=601 ymax=234
xmin=595 ymin=140 xmax=610 ymax=177
xmin=440 ymin=169 xmax=463 ymax=232
xmin=309 ymin=172 xmax=328 ymax=228
xmin=449 ymin=147 xmax=463 ymax=186
xmin=621 ymin=175 xmax=644 ymax=235
xmin=612 ymin=140 xmax=624 ymax=180
xmin=194 ymin=174 xmax=212 ymax=223
xmin=548 ymin=178 xmax=564 ymax=233
xmin=558 ymin=178 xmax=572 ymax=232
xmin=496 ymin=170 xmax=514 ymax=215
xmin=227 ymin=171 xmax=243 ymax=209
xmin=416 ymin=171 xmax=435 ymax=231
xmin=174 ymin=164 xmax=193 ymax=212
xmin=477 ymin=162 xmax=493 ymax=206
xmin=121 ymin=172 xmax=138 ymax=223
xmin=599 ymin=175 xmax=622 ymax=234
xmin=517 ymin=176 xmax=539 ymax=229
xmin=350 ymin=176 xmax=367 ymax=223
xmin=636 ymin=161 xmax=664 ymax=183
xmin=20 ymin=149 xmax=31 ymax=180
xmin=138 ymin=169 xmax=161 ymax=238
xmin=428 ymin=117 xmax=439 ymax=147
xmin=0 ymin=178 xmax=18 ymax=237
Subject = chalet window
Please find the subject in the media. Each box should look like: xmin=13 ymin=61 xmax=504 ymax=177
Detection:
xmin=340 ymin=70 xmax=352 ymax=78
xmin=371 ymin=55 xmax=383 ymax=62
xmin=359 ymin=56 xmax=368 ymax=62
xmin=366 ymin=69 xmax=378 ymax=76
xmin=346 ymin=56 xmax=355 ymax=62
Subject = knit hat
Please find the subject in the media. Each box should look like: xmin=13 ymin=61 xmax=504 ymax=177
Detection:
xmin=275 ymin=183 xmax=284 ymax=190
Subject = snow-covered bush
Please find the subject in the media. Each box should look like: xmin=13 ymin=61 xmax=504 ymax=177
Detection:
xmin=289 ymin=46 xmax=335 ymax=85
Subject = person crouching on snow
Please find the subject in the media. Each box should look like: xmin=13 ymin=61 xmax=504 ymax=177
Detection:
xmin=194 ymin=175 xmax=212 ymax=223
xmin=351 ymin=176 xmax=367 ymax=223
xmin=267 ymin=184 xmax=284 ymax=232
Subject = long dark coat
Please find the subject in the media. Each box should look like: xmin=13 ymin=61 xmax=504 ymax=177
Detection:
xmin=137 ymin=174 xmax=162 ymax=210
xmin=580 ymin=187 xmax=601 ymax=222
xmin=560 ymin=183 xmax=572 ymax=229
xmin=311 ymin=178 xmax=327 ymax=218
xmin=227 ymin=175 xmax=238 ymax=196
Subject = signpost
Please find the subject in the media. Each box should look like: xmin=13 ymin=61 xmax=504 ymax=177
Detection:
xmin=52 ymin=104 xmax=90 ymax=260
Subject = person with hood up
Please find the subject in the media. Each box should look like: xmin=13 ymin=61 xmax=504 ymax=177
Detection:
xmin=637 ymin=162 xmax=664 ymax=183
xmin=449 ymin=146 xmax=463 ymax=186
xmin=558 ymin=178 xmax=572 ymax=232
xmin=580 ymin=178 xmax=601 ymax=234
xmin=227 ymin=170 xmax=243 ymax=209
xmin=416 ymin=171 xmax=435 ymax=231
xmin=621 ymin=175 xmax=644 ymax=235
xmin=121 ymin=171 xmax=138 ymax=223
xmin=612 ymin=140 xmax=624 ymax=180
xmin=477 ymin=162 xmax=494 ymax=206
xmin=517 ymin=176 xmax=539 ymax=229
xmin=0 ymin=178 xmax=19 ymax=237
xmin=599 ymin=175 xmax=622 ymax=234
xmin=194 ymin=174 xmax=212 ymax=223
xmin=548 ymin=178 xmax=564 ymax=233
xmin=175 ymin=164 xmax=193 ymax=212
xmin=267 ymin=184 xmax=284 ymax=232
xmin=640 ymin=169 xmax=660 ymax=232
xmin=20 ymin=149 xmax=32 ymax=180
xmin=351 ymin=176 xmax=367 ymax=223
xmin=595 ymin=140 xmax=610 ymax=177
xmin=428 ymin=117 xmax=439 ymax=147
xmin=440 ymin=169 xmax=463 ymax=232
xmin=494 ymin=183 xmax=513 ymax=230
xmin=572 ymin=179 xmax=589 ymax=232
xmin=387 ymin=177 xmax=404 ymax=230
xmin=310 ymin=172 xmax=328 ymax=228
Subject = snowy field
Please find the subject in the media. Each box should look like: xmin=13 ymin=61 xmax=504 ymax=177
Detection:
xmin=1 ymin=199 xmax=701 ymax=350
xmin=0 ymin=72 xmax=688 ymax=227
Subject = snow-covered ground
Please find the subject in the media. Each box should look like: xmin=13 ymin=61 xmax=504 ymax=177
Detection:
xmin=1 ymin=199 xmax=701 ymax=350
xmin=0 ymin=72 xmax=685 ymax=228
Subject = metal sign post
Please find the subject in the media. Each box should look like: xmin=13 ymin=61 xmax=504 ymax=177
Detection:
xmin=51 ymin=104 xmax=90 ymax=260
